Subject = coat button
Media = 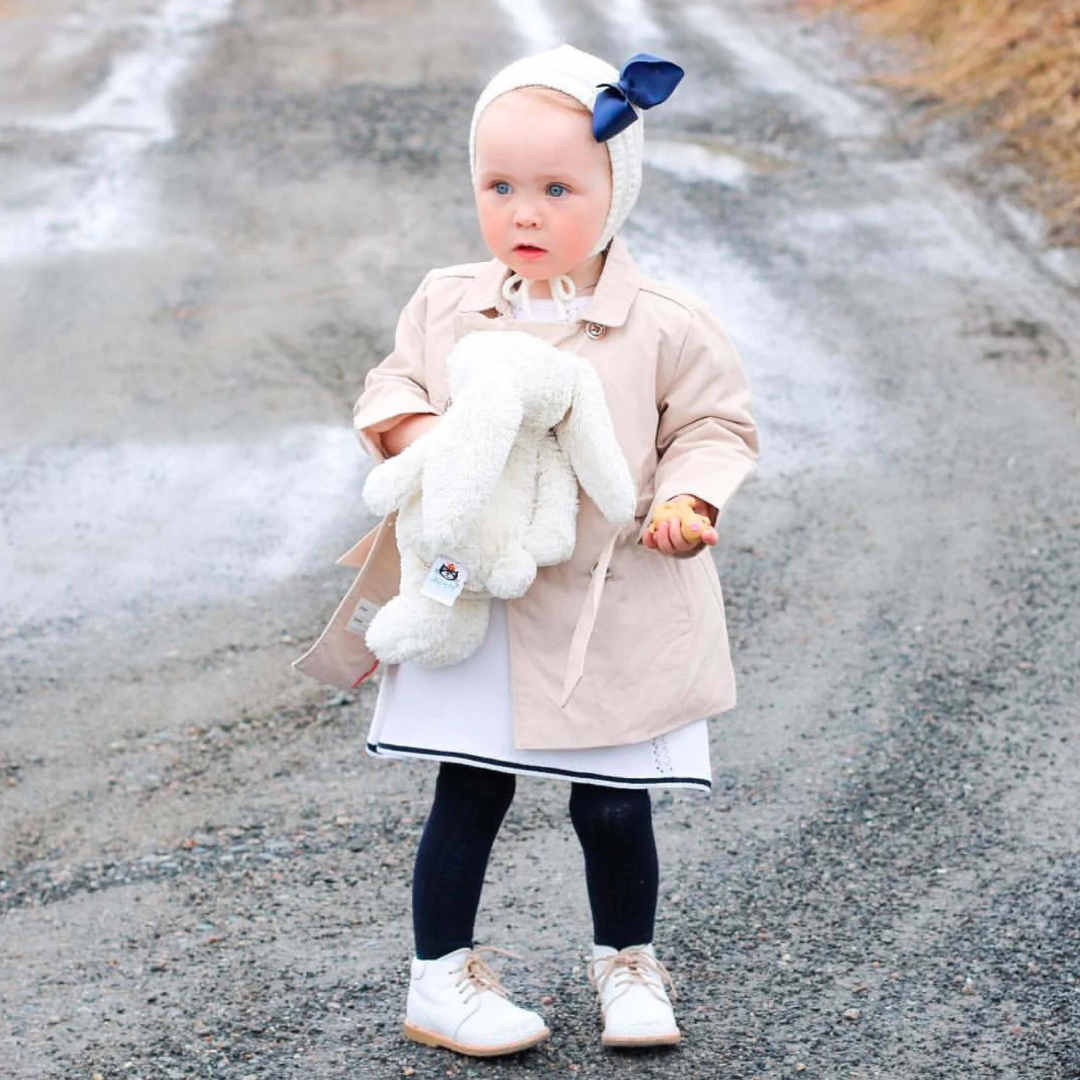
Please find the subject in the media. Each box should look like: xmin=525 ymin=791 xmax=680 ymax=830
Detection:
xmin=585 ymin=322 xmax=606 ymax=340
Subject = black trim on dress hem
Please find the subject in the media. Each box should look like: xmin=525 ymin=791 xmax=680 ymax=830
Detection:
xmin=365 ymin=740 xmax=712 ymax=790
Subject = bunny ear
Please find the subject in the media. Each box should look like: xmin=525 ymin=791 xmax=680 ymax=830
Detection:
xmin=421 ymin=367 xmax=524 ymax=549
xmin=555 ymin=360 xmax=636 ymax=524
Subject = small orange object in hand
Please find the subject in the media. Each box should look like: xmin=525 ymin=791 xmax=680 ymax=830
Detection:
xmin=644 ymin=494 xmax=718 ymax=555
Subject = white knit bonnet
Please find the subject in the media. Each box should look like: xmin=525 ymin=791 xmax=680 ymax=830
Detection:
xmin=468 ymin=44 xmax=645 ymax=318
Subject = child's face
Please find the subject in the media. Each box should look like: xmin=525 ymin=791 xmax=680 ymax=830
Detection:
xmin=473 ymin=90 xmax=612 ymax=282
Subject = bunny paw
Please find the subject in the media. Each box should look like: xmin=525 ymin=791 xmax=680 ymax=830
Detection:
xmin=365 ymin=594 xmax=453 ymax=664
xmin=485 ymin=549 xmax=538 ymax=599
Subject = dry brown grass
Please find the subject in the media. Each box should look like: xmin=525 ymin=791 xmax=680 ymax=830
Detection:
xmin=797 ymin=0 xmax=1080 ymax=243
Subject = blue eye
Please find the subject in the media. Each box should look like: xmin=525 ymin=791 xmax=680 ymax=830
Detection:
xmin=493 ymin=181 xmax=512 ymax=195
xmin=546 ymin=183 xmax=568 ymax=197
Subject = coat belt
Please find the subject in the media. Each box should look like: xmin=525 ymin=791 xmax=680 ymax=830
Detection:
xmin=560 ymin=521 xmax=639 ymax=707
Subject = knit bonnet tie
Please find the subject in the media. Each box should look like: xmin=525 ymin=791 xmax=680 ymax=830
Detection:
xmin=501 ymin=270 xmax=578 ymax=322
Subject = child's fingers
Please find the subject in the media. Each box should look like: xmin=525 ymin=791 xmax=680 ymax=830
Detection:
xmin=658 ymin=519 xmax=687 ymax=555
xmin=647 ymin=520 xmax=675 ymax=555
xmin=646 ymin=517 xmax=715 ymax=555
xmin=653 ymin=521 xmax=675 ymax=555
xmin=669 ymin=519 xmax=694 ymax=553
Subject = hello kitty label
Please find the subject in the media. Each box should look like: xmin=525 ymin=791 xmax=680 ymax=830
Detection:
xmin=420 ymin=556 xmax=469 ymax=607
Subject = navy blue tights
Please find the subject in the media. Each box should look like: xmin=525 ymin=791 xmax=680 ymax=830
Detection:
xmin=412 ymin=762 xmax=659 ymax=959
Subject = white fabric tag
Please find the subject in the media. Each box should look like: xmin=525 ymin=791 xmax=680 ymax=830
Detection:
xmin=419 ymin=556 xmax=468 ymax=607
xmin=345 ymin=597 xmax=382 ymax=636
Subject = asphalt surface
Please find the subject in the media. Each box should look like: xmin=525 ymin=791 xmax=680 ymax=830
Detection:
xmin=2 ymin=1 xmax=1079 ymax=1077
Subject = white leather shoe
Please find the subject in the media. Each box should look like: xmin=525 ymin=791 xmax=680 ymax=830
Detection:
xmin=587 ymin=943 xmax=681 ymax=1047
xmin=403 ymin=945 xmax=550 ymax=1057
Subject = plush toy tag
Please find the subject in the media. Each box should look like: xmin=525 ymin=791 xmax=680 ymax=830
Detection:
xmin=420 ymin=556 xmax=469 ymax=607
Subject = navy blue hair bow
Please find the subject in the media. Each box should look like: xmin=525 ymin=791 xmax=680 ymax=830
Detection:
xmin=593 ymin=53 xmax=684 ymax=142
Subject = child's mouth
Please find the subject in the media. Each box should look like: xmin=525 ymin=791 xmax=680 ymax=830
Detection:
xmin=514 ymin=244 xmax=547 ymax=260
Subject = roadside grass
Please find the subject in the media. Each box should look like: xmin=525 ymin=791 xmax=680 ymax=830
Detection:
xmin=798 ymin=0 xmax=1080 ymax=244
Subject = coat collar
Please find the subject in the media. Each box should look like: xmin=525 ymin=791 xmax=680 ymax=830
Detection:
xmin=456 ymin=235 xmax=641 ymax=327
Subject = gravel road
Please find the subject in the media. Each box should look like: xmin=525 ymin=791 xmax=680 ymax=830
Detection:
xmin=2 ymin=1 xmax=1078 ymax=1077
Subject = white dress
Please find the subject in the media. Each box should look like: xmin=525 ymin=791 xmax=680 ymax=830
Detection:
xmin=365 ymin=294 xmax=713 ymax=794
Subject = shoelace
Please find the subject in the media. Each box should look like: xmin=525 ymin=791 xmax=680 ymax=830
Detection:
xmin=450 ymin=945 xmax=521 ymax=1005
xmin=586 ymin=947 xmax=678 ymax=1007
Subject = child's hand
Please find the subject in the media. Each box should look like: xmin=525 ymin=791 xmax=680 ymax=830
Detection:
xmin=381 ymin=412 xmax=441 ymax=457
xmin=643 ymin=494 xmax=718 ymax=556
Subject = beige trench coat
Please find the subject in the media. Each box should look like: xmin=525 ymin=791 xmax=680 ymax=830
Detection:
xmin=294 ymin=235 xmax=759 ymax=750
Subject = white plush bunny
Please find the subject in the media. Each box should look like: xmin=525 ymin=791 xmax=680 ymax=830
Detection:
xmin=361 ymin=330 xmax=635 ymax=667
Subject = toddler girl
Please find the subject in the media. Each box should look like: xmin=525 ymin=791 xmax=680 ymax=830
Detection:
xmin=350 ymin=44 xmax=758 ymax=1057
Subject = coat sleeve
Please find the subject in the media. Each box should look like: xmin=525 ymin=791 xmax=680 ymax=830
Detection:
xmin=352 ymin=271 xmax=440 ymax=463
xmin=637 ymin=303 xmax=759 ymax=556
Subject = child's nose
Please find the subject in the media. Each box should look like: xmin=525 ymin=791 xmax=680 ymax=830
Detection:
xmin=513 ymin=199 xmax=542 ymax=228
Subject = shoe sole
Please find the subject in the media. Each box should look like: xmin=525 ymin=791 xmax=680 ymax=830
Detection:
xmin=602 ymin=1030 xmax=682 ymax=1048
xmin=403 ymin=1020 xmax=550 ymax=1057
